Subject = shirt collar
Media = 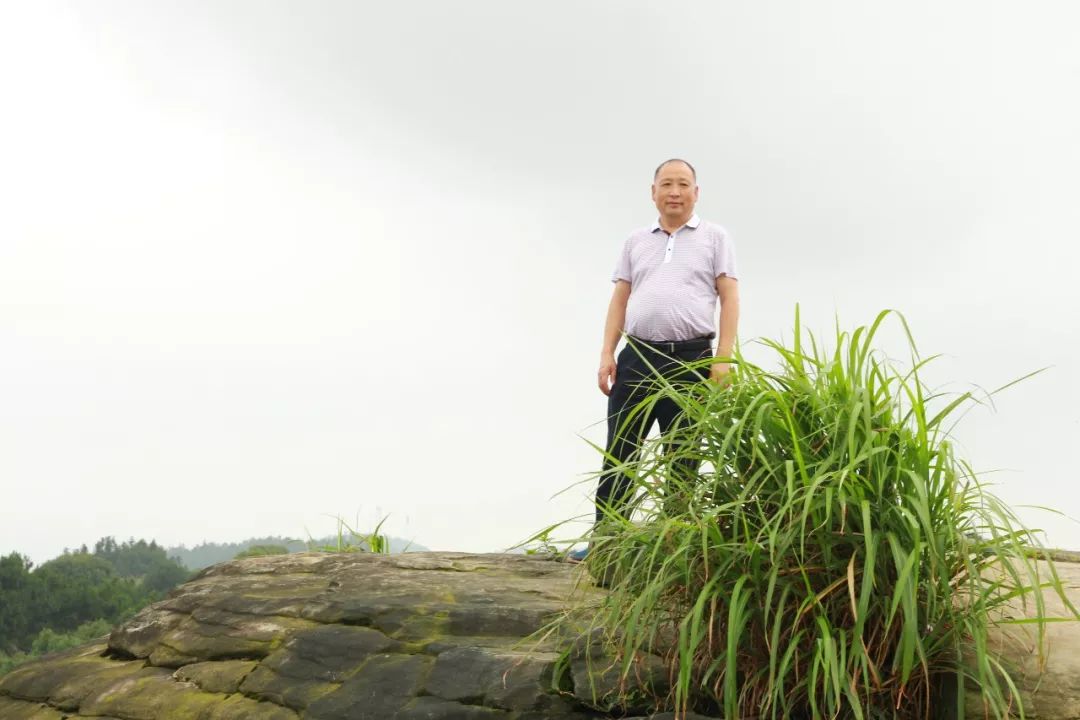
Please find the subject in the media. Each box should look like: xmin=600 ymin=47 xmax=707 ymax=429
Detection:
xmin=651 ymin=213 xmax=700 ymax=233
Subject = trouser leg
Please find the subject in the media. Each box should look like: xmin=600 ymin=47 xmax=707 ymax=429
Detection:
xmin=652 ymin=349 xmax=710 ymax=513
xmin=596 ymin=346 xmax=655 ymax=524
xmin=595 ymin=344 xmax=710 ymax=524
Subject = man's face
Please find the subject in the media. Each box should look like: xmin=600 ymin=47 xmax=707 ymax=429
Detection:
xmin=651 ymin=162 xmax=699 ymax=220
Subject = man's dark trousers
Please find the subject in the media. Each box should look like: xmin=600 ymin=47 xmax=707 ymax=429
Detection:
xmin=596 ymin=337 xmax=712 ymax=523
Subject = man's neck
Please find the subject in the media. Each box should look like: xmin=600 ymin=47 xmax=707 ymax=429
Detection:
xmin=658 ymin=213 xmax=692 ymax=234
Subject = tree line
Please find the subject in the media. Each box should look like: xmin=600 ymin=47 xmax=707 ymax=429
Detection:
xmin=0 ymin=537 xmax=190 ymax=673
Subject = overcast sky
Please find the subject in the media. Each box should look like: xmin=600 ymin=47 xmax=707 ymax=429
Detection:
xmin=2 ymin=1 xmax=1078 ymax=565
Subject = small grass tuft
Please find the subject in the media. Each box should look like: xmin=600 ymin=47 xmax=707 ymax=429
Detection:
xmin=308 ymin=515 xmax=392 ymax=554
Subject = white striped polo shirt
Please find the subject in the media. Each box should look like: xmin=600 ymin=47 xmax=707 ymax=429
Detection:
xmin=611 ymin=214 xmax=738 ymax=342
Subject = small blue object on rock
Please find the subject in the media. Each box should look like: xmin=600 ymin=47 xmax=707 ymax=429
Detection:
xmin=566 ymin=547 xmax=589 ymax=563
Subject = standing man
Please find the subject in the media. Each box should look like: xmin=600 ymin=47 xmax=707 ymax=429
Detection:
xmin=574 ymin=159 xmax=739 ymax=559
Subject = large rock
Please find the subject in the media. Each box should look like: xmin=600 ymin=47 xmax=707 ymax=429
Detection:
xmin=0 ymin=552 xmax=612 ymax=719
xmin=2 ymin=552 xmax=1079 ymax=719
xmin=976 ymin=557 xmax=1080 ymax=719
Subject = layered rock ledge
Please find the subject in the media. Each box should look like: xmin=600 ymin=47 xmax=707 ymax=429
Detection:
xmin=1 ymin=551 xmax=1079 ymax=719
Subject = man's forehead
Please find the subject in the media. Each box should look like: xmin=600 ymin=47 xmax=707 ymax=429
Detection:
xmin=654 ymin=161 xmax=695 ymax=182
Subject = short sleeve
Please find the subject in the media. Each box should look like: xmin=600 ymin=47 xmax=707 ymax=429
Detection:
xmin=712 ymin=228 xmax=738 ymax=280
xmin=611 ymin=236 xmax=632 ymax=283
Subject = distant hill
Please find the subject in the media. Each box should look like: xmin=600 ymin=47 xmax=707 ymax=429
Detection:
xmin=166 ymin=534 xmax=428 ymax=571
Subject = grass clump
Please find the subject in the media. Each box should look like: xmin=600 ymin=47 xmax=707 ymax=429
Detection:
xmin=308 ymin=515 xmax=392 ymax=554
xmin=552 ymin=308 xmax=1073 ymax=719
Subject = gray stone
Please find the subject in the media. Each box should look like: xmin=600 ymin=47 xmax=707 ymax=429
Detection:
xmin=304 ymin=653 xmax=433 ymax=719
xmin=0 ymin=554 xmax=602 ymax=719
xmin=424 ymin=646 xmax=559 ymax=710
xmin=108 ymin=607 xmax=187 ymax=658
xmin=201 ymin=694 xmax=301 ymax=720
xmin=973 ymin=559 xmax=1080 ymax=719
xmin=172 ymin=659 xmax=258 ymax=694
xmin=261 ymin=623 xmax=400 ymax=682
xmin=238 ymin=663 xmax=338 ymax=711
xmin=236 ymin=622 xmax=409 ymax=710
xmin=0 ymin=696 xmax=70 ymax=719
xmin=148 ymin=606 xmax=320 ymax=667
xmin=78 ymin=665 xmax=217 ymax=718
xmin=395 ymin=696 xmax=511 ymax=719
xmin=0 ymin=643 xmax=146 ymax=710
xmin=6 ymin=551 xmax=1080 ymax=719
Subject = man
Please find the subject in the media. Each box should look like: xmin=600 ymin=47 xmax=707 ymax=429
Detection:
xmin=571 ymin=159 xmax=739 ymax=561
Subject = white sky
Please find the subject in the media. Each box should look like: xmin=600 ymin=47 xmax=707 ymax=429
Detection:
xmin=2 ymin=1 xmax=1078 ymax=565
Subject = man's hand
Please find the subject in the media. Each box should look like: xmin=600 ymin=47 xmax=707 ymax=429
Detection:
xmin=709 ymin=361 xmax=733 ymax=385
xmin=598 ymin=353 xmax=617 ymax=396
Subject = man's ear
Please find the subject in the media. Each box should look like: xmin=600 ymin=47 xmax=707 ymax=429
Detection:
xmin=650 ymin=183 xmax=657 ymax=201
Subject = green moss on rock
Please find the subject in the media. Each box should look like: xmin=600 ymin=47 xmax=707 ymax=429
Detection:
xmin=173 ymin=659 xmax=258 ymax=694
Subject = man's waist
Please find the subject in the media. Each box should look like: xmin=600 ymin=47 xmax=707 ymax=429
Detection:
xmin=628 ymin=335 xmax=714 ymax=354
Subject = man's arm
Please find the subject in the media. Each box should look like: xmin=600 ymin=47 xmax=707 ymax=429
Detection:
xmin=598 ymin=280 xmax=631 ymax=396
xmin=710 ymin=275 xmax=740 ymax=383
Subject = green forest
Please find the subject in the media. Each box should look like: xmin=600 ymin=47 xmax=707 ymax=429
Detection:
xmin=0 ymin=537 xmax=190 ymax=675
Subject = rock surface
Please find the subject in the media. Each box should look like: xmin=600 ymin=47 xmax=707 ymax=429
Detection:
xmin=0 ymin=552 xmax=641 ymax=720
xmin=978 ymin=558 xmax=1080 ymax=719
xmin=2 ymin=552 xmax=1080 ymax=719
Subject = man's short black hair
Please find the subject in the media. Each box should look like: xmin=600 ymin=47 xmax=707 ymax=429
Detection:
xmin=654 ymin=158 xmax=697 ymax=181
